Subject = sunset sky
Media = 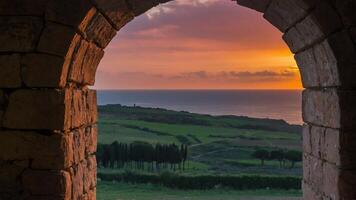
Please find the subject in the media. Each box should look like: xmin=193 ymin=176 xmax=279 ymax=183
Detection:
xmin=94 ymin=0 xmax=302 ymax=90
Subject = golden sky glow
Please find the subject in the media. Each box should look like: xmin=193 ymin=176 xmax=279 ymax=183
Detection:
xmin=94 ymin=0 xmax=302 ymax=90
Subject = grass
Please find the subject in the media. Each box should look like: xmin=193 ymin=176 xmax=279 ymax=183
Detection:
xmin=97 ymin=181 xmax=302 ymax=200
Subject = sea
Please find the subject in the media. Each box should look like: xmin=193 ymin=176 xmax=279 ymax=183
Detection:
xmin=97 ymin=90 xmax=302 ymax=125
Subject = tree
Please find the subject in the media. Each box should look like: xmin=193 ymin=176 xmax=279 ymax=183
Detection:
xmin=285 ymin=150 xmax=302 ymax=168
xmin=252 ymin=149 xmax=270 ymax=166
xmin=270 ymin=149 xmax=285 ymax=168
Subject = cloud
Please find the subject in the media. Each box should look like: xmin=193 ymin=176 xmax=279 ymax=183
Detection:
xmin=173 ymin=69 xmax=297 ymax=81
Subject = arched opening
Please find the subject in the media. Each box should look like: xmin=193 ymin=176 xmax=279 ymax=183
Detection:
xmin=0 ymin=0 xmax=356 ymax=199
xmin=94 ymin=1 xmax=303 ymax=199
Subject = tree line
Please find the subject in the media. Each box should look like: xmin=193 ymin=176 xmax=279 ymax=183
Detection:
xmin=97 ymin=141 xmax=189 ymax=171
xmin=252 ymin=149 xmax=302 ymax=168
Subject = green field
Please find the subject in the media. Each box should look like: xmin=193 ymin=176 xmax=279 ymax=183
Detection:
xmin=97 ymin=104 xmax=303 ymax=198
xmin=97 ymin=182 xmax=302 ymax=200
xmin=98 ymin=105 xmax=302 ymax=176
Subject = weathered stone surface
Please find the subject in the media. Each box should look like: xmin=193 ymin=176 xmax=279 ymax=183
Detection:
xmin=0 ymin=0 xmax=48 ymax=16
xmin=127 ymin=0 xmax=159 ymax=16
xmin=21 ymin=53 xmax=70 ymax=88
xmin=84 ymin=11 xmax=117 ymax=48
xmin=295 ymin=31 xmax=356 ymax=88
xmin=23 ymin=170 xmax=71 ymax=197
xmin=0 ymin=160 xmax=28 ymax=194
xmin=70 ymin=89 xmax=98 ymax=128
xmin=0 ymin=131 xmax=73 ymax=169
xmin=264 ymin=0 xmax=311 ymax=32
xmin=38 ymin=22 xmax=79 ymax=57
xmin=0 ymin=17 xmax=43 ymax=52
xmin=236 ymin=0 xmax=271 ymax=13
xmin=3 ymin=89 xmax=97 ymax=130
xmin=85 ymin=126 xmax=98 ymax=156
xmin=70 ymin=162 xmax=84 ymax=200
xmin=283 ymin=1 xmax=342 ymax=53
xmin=0 ymin=54 xmax=21 ymax=88
xmin=68 ymin=40 xmax=104 ymax=85
xmin=0 ymin=90 xmax=5 ymax=124
xmin=92 ymin=0 xmax=134 ymax=30
xmin=302 ymin=89 xmax=340 ymax=128
xmin=84 ymin=156 xmax=97 ymax=194
xmin=303 ymin=124 xmax=356 ymax=168
xmin=302 ymin=182 xmax=322 ymax=200
xmin=331 ymin=0 xmax=356 ymax=27
xmin=3 ymin=89 xmax=70 ymax=130
xmin=45 ymin=0 xmax=93 ymax=28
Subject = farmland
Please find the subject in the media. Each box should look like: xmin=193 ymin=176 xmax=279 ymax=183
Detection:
xmin=96 ymin=104 xmax=303 ymax=199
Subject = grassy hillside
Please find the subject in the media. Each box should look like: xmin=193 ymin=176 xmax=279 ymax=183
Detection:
xmin=98 ymin=104 xmax=302 ymax=177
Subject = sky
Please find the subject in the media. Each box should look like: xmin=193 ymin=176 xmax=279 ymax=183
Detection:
xmin=94 ymin=0 xmax=302 ymax=90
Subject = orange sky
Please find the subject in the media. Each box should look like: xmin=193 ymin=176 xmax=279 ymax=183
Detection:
xmin=94 ymin=0 xmax=302 ymax=90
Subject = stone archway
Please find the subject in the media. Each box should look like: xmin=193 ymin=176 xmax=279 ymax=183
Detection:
xmin=0 ymin=0 xmax=356 ymax=199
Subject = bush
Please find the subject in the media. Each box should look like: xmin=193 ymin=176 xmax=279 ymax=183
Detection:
xmin=98 ymin=171 xmax=301 ymax=190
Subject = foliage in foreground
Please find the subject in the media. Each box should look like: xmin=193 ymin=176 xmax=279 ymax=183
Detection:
xmin=98 ymin=171 xmax=302 ymax=190
xmin=97 ymin=141 xmax=188 ymax=171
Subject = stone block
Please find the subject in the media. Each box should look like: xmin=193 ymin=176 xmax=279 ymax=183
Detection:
xmin=0 ymin=17 xmax=43 ymax=52
xmin=68 ymin=40 xmax=104 ymax=86
xmin=21 ymin=53 xmax=71 ymax=88
xmin=127 ymin=0 xmax=159 ymax=16
xmin=0 ymin=131 xmax=74 ymax=169
xmin=22 ymin=170 xmax=71 ymax=197
xmin=295 ymin=31 xmax=356 ymax=88
xmin=236 ymin=0 xmax=271 ymax=13
xmin=332 ymin=0 xmax=356 ymax=26
xmin=38 ymin=22 xmax=80 ymax=57
xmin=45 ymin=0 xmax=93 ymax=28
xmin=85 ymin=126 xmax=98 ymax=156
xmin=264 ymin=0 xmax=311 ymax=32
xmin=83 ymin=156 xmax=97 ymax=194
xmin=92 ymin=0 xmax=134 ymax=30
xmin=302 ymin=89 xmax=340 ymax=128
xmin=70 ymin=162 xmax=84 ymax=200
xmin=83 ymin=11 xmax=117 ymax=48
xmin=283 ymin=1 xmax=342 ymax=53
xmin=0 ymin=160 xmax=28 ymax=194
xmin=302 ymin=182 xmax=323 ymax=200
xmin=2 ymin=89 xmax=71 ymax=130
xmin=0 ymin=54 xmax=21 ymax=88
xmin=0 ymin=0 xmax=48 ymax=16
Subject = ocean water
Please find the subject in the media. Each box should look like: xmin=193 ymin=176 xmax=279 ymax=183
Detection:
xmin=97 ymin=90 xmax=302 ymax=125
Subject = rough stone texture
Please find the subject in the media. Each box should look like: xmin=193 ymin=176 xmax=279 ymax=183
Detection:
xmin=127 ymin=0 xmax=159 ymax=16
xmin=263 ymin=0 xmax=311 ymax=32
xmin=37 ymin=22 xmax=79 ymax=57
xmin=21 ymin=53 xmax=71 ymax=88
xmin=303 ymin=154 xmax=356 ymax=199
xmin=2 ymin=89 xmax=70 ymax=130
xmin=45 ymin=0 xmax=93 ymax=28
xmin=302 ymin=89 xmax=340 ymax=128
xmin=0 ymin=0 xmax=48 ymax=16
xmin=68 ymin=39 xmax=104 ymax=85
xmin=295 ymin=30 xmax=356 ymax=88
xmin=83 ymin=11 xmax=117 ymax=48
xmin=1 ymin=1 xmax=356 ymax=199
xmin=0 ymin=131 xmax=73 ymax=169
xmin=303 ymin=124 xmax=356 ymax=168
xmin=2 ymin=89 xmax=97 ymax=130
xmin=91 ymin=0 xmax=134 ymax=30
xmin=0 ymin=17 xmax=43 ymax=52
xmin=283 ymin=1 xmax=343 ymax=53
xmin=0 ymin=54 xmax=22 ymax=88
xmin=236 ymin=0 xmax=271 ymax=13
xmin=0 ymin=90 xmax=5 ymax=124
xmin=22 ymin=170 xmax=71 ymax=197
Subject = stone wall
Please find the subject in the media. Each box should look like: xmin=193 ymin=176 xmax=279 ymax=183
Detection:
xmin=0 ymin=0 xmax=356 ymax=199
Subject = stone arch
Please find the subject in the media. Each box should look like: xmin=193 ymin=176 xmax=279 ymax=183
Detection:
xmin=0 ymin=0 xmax=356 ymax=199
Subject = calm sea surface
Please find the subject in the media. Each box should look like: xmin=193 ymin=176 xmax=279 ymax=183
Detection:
xmin=97 ymin=90 xmax=302 ymax=125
